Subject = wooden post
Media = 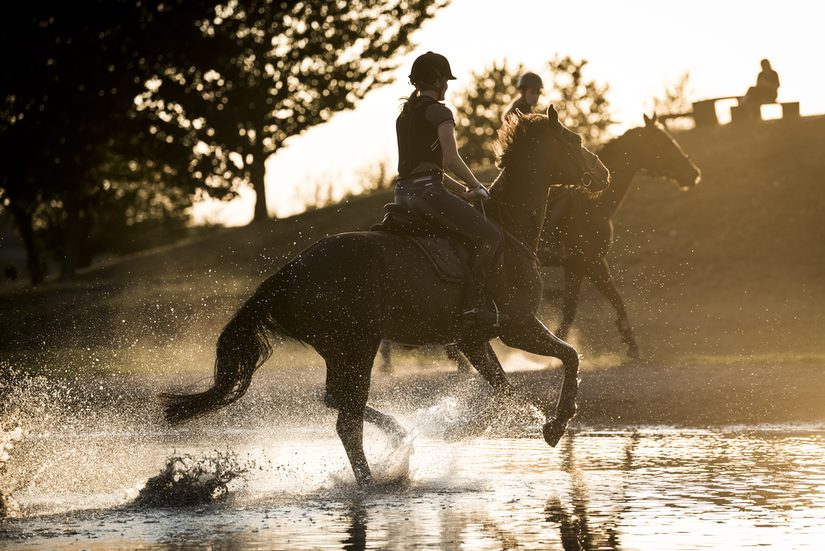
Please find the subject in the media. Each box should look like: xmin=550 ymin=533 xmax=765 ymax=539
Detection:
xmin=692 ymin=100 xmax=719 ymax=127
xmin=781 ymin=102 xmax=800 ymax=119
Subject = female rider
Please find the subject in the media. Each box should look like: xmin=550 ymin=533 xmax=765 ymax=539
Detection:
xmin=395 ymin=51 xmax=502 ymax=330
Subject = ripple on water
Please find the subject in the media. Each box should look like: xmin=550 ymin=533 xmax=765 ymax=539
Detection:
xmin=3 ymin=368 xmax=825 ymax=549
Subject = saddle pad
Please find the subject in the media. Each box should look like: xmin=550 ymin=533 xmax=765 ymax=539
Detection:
xmin=405 ymin=235 xmax=467 ymax=283
xmin=371 ymin=203 xmax=440 ymax=237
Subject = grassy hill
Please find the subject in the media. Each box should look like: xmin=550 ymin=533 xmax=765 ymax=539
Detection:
xmin=2 ymin=115 xmax=824 ymax=382
xmin=573 ymin=114 xmax=825 ymax=361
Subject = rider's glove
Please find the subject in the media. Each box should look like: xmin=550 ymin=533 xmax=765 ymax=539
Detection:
xmin=475 ymin=186 xmax=491 ymax=200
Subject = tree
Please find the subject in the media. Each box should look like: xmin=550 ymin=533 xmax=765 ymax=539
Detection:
xmin=649 ymin=71 xmax=694 ymax=130
xmin=0 ymin=1 xmax=217 ymax=282
xmin=451 ymin=55 xmax=613 ymax=171
xmin=147 ymin=0 xmax=450 ymax=223
xmin=544 ymin=54 xmax=613 ymax=148
xmin=451 ymin=60 xmax=525 ymax=169
xmin=2 ymin=1 xmax=448 ymax=283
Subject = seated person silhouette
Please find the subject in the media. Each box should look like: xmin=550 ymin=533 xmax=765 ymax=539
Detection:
xmin=741 ymin=59 xmax=780 ymax=113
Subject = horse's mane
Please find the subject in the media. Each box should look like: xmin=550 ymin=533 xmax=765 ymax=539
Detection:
xmin=598 ymin=121 xmax=680 ymax=165
xmin=598 ymin=125 xmax=646 ymax=154
xmin=494 ymin=112 xmax=548 ymax=170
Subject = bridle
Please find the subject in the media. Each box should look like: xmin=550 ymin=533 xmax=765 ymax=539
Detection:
xmin=481 ymin=124 xmax=603 ymax=262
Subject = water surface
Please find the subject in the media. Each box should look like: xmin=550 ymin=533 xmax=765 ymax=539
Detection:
xmin=3 ymin=421 xmax=825 ymax=550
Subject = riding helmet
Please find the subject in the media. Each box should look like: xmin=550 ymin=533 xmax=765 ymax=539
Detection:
xmin=517 ymin=71 xmax=544 ymax=91
xmin=410 ymin=51 xmax=456 ymax=85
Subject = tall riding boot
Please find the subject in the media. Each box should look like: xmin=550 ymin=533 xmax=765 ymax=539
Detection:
xmin=461 ymin=278 xmax=500 ymax=334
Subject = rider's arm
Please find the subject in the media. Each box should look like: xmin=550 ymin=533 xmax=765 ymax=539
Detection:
xmin=442 ymin=173 xmax=469 ymax=195
xmin=438 ymin=122 xmax=484 ymax=191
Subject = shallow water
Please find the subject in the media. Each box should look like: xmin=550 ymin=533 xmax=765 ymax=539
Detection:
xmin=1 ymin=370 xmax=825 ymax=549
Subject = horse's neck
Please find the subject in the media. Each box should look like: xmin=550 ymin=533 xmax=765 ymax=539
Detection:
xmin=488 ymin=168 xmax=547 ymax=252
xmin=595 ymin=135 xmax=641 ymax=217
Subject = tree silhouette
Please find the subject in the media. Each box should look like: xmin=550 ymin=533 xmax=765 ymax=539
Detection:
xmin=544 ymin=54 xmax=613 ymax=148
xmin=145 ymin=0 xmax=449 ymax=223
xmin=450 ymin=55 xmax=613 ymax=172
xmin=0 ymin=2 xmax=222 ymax=281
xmin=649 ymin=71 xmax=694 ymax=129
xmin=1 ymin=1 xmax=447 ymax=283
xmin=451 ymin=60 xmax=525 ymax=170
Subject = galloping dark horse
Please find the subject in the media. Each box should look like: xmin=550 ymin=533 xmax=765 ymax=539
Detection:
xmin=540 ymin=114 xmax=701 ymax=358
xmin=163 ymin=106 xmax=610 ymax=486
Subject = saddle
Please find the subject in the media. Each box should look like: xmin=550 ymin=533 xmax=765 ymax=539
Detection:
xmin=371 ymin=203 xmax=470 ymax=282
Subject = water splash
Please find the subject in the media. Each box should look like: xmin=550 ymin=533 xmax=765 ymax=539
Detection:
xmin=0 ymin=367 xmax=171 ymax=517
xmin=411 ymin=387 xmax=546 ymax=441
xmin=134 ymin=451 xmax=256 ymax=507
xmin=366 ymin=432 xmax=415 ymax=487
xmin=0 ymin=369 xmax=50 ymax=518
xmin=1 ymin=421 xmax=24 ymax=518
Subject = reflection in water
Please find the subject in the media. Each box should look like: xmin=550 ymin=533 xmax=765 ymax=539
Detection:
xmin=343 ymin=500 xmax=368 ymax=551
xmin=438 ymin=508 xmax=522 ymax=550
xmin=3 ymin=427 xmax=825 ymax=549
xmin=545 ymin=432 xmax=637 ymax=550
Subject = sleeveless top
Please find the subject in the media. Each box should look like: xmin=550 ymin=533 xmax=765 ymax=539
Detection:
xmin=396 ymin=95 xmax=455 ymax=178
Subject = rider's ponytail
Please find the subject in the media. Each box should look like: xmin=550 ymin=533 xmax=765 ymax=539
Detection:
xmin=400 ymin=89 xmax=421 ymax=113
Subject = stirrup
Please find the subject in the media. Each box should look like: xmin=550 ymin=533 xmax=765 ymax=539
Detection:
xmin=462 ymin=300 xmax=501 ymax=328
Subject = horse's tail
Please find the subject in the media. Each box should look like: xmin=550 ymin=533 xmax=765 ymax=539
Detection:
xmin=162 ymin=279 xmax=294 ymax=424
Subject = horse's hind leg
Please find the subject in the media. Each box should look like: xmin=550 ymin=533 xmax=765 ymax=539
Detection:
xmin=320 ymin=339 xmax=380 ymax=486
xmin=364 ymin=406 xmax=407 ymax=444
xmin=588 ymin=258 xmax=640 ymax=360
xmin=445 ymin=344 xmax=473 ymax=372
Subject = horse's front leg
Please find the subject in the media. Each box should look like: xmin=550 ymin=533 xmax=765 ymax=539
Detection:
xmin=457 ymin=340 xmax=544 ymax=433
xmin=557 ymin=266 xmax=584 ymax=340
xmin=588 ymin=258 xmax=640 ymax=360
xmin=499 ymin=317 xmax=580 ymax=447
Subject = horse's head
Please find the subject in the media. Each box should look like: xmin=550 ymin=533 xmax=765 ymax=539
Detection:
xmin=495 ymin=105 xmax=610 ymax=195
xmin=637 ymin=114 xmax=701 ymax=189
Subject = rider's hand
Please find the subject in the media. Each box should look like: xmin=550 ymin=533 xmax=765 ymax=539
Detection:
xmin=464 ymin=185 xmax=490 ymax=202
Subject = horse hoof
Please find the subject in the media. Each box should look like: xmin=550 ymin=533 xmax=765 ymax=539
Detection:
xmin=356 ymin=474 xmax=375 ymax=488
xmin=543 ymin=418 xmax=568 ymax=447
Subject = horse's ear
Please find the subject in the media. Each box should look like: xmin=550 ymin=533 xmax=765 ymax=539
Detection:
xmin=546 ymin=105 xmax=559 ymax=125
xmin=643 ymin=113 xmax=654 ymax=127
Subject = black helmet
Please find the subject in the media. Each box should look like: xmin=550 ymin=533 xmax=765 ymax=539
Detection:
xmin=517 ymin=71 xmax=543 ymax=91
xmin=409 ymin=51 xmax=456 ymax=86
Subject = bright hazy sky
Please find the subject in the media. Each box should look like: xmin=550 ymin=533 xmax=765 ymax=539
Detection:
xmin=193 ymin=0 xmax=825 ymax=225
